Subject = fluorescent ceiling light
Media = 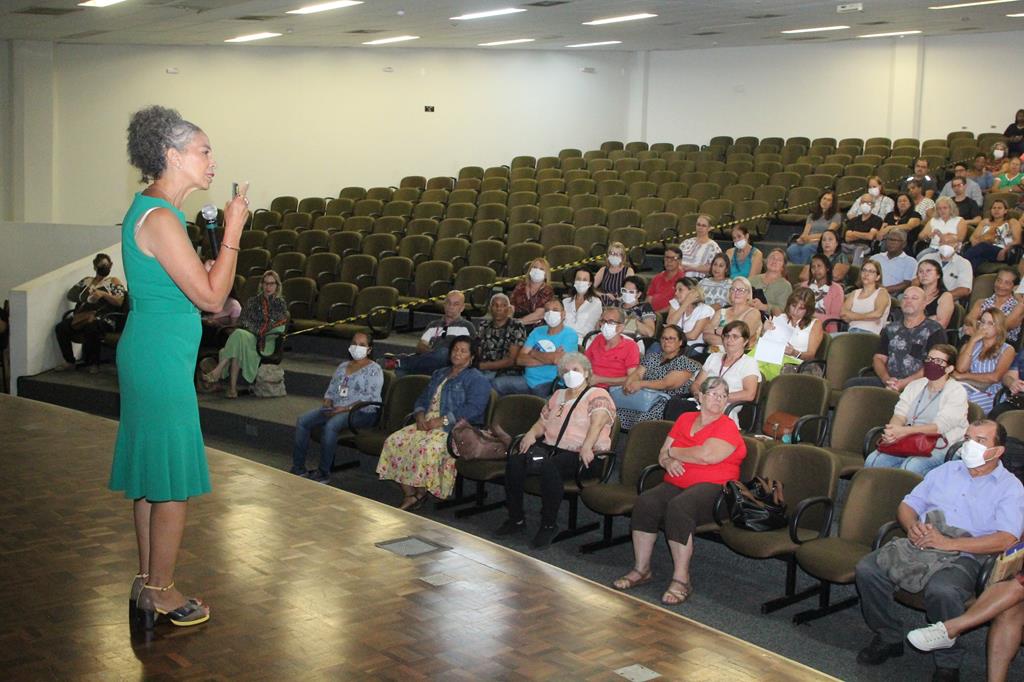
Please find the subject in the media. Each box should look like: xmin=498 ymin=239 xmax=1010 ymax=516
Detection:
xmin=287 ymin=1 xmax=363 ymax=15
xmin=225 ymin=32 xmax=282 ymax=43
xmin=479 ymin=38 xmax=535 ymax=46
xmin=781 ymin=25 xmax=849 ymax=34
xmin=362 ymin=35 xmax=420 ymax=45
xmin=566 ymin=40 xmax=623 ymax=48
xmin=78 ymin=0 xmax=128 ymax=6
xmin=582 ymin=13 xmax=657 ymax=26
xmin=1006 ymin=11 xmax=1024 ymax=15
xmin=451 ymin=8 xmax=526 ymax=21
xmin=930 ymin=0 xmax=1021 ymax=9
xmin=858 ymin=30 xmax=923 ymax=38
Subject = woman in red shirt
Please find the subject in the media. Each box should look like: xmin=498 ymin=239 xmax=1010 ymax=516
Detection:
xmin=612 ymin=376 xmax=746 ymax=605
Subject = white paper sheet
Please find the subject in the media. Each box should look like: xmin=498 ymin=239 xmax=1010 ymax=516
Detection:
xmin=754 ymin=337 xmax=787 ymax=365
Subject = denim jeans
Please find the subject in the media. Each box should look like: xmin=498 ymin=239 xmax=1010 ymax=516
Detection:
xmin=786 ymin=242 xmax=818 ymax=265
xmin=292 ymin=406 xmax=377 ymax=474
xmin=396 ymin=347 xmax=449 ymax=377
xmin=491 ymin=373 xmax=552 ymax=397
xmin=864 ymin=447 xmax=948 ymax=476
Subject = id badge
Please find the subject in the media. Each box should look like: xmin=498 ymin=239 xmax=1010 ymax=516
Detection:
xmin=339 ymin=387 xmax=349 ymax=398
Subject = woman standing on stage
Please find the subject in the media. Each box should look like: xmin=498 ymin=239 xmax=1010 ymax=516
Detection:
xmin=109 ymin=105 xmax=248 ymax=628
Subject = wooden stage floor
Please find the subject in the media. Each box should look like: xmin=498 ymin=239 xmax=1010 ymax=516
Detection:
xmin=0 ymin=395 xmax=833 ymax=681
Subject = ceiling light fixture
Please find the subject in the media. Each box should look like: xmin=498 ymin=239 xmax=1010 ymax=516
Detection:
xmin=287 ymin=1 xmax=363 ymax=15
xmin=225 ymin=32 xmax=282 ymax=43
xmin=451 ymin=8 xmax=527 ymax=21
xmin=858 ymin=30 xmax=923 ymax=38
xmin=930 ymin=0 xmax=1021 ymax=8
xmin=582 ymin=13 xmax=657 ymax=26
xmin=780 ymin=25 xmax=850 ymax=34
xmin=566 ymin=40 xmax=623 ymax=47
xmin=1006 ymin=11 xmax=1024 ymax=15
xmin=479 ymin=38 xmax=535 ymax=46
xmin=77 ymin=0 xmax=128 ymax=6
xmin=362 ymin=35 xmax=420 ymax=45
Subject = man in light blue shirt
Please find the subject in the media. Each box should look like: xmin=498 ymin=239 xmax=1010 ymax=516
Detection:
xmin=492 ymin=299 xmax=578 ymax=396
xmin=939 ymin=163 xmax=984 ymax=207
xmin=854 ymin=419 xmax=1024 ymax=678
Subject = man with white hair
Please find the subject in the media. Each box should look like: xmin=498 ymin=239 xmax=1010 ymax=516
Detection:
xmin=385 ymin=290 xmax=476 ymax=376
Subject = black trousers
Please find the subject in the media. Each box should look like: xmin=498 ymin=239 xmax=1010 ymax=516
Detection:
xmin=504 ymin=444 xmax=593 ymax=527
xmin=54 ymin=317 xmax=105 ymax=366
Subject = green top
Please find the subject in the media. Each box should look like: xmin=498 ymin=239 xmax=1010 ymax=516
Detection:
xmin=121 ymin=192 xmax=197 ymax=314
xmin=997 ymin=173 xmax=1023 ymax=189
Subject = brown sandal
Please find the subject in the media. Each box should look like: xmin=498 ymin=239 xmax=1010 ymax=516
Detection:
xmin=612 ymin=570 xmax=653 ymax=591
xmin=661 ymin=579 xmax=692 ymax=605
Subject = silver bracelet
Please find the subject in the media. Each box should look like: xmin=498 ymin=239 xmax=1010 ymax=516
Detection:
xmin=221 ymin=243 xmax=240 ymax=252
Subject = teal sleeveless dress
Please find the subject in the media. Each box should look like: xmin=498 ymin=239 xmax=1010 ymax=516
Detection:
xmin=109 ymin=193 xmax=211 ymax=501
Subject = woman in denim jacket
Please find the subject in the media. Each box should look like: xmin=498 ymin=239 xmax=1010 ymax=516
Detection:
xmin=376 ymin=337 xmax=491 ymax=510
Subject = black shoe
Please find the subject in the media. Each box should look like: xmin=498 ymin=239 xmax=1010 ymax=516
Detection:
xmin=494 ymin=518 xmax=526 ymax=537
xmin=306 ymin=469 xmax=331 ymax=483
xmin=531 ymin=524 xmax=559 ymax=549
xmin=932 ymin=667 xmax=959 ymax=682
xmin=857 ymin=635 xmax=904 ymax=666
xmin=288 ymin=466 xmax=307 ymax=476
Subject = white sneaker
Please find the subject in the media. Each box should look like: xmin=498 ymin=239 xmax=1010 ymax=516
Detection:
xmin=907 ymin=622 xmax=957 ymax=651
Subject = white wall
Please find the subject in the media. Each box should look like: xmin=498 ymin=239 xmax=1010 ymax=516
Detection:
xmin=0 ymin=222 xmax=121 ymax=301
xmin=46 ymin=43 xmax=633 ymax=225
xmin=0 ymin=41 xmax=13 ymax=222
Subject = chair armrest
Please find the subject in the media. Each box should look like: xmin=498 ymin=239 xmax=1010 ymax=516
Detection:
xmin=725 ymin=400 xmax=758 ymax=433
xmin=864 ymin=425 xmax=886 ymax=456
xmin=257 ymin=330 xmax=287 ymax=360
xmin=799 ymin=359 xmax=826 ymax=376
xmin=366 ymin=306 xmax=396 ymax=336
xmin=328 ymin=302 xmax=353 ymax=322
xmin=821 ymin=317 xmax=849 ymax=333
xmin=786 ymin=233 xmax=800 ymax=246
xmin=858 ymin=366 xmax=877 ymax=377
xmin=288 ymin=301 xmax=311 ymax=319
xmin=944 ymin=438 xmax=966 ymax=463
xmin=788 ymin=495 xmax=835 ymax=545
xmin=392 ymin=276 xmax=412 ymax=296
xmin=872 ymin=519 xmax=904 ymax=551
xmin=977 ymin=553 xmax=999 ymax=593
xmin=711 ymin=487 xmax=729 ymax=526
xmin=576 ymin=450 xmax=617 ymax=489
xmin=636 ymin=463 xmax=666 ymax=494
xmin=346 ymin=401 xmax=382 ymax=435
xmin=792 ymin=414 xmax=829 ymax=446
xmin=284 ymin=268 xmax=303 ymax=280
xmin=355 ymin=273 xmax=375 ymax=289
xmin=379 ymin=249 xmax=398 ymax=260
xmin=428 ymin=279 xmax=454 ymax=298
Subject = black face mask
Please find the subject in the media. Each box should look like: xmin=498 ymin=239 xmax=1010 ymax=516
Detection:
xmin=96 ymin=264 xmax=111 ymax=277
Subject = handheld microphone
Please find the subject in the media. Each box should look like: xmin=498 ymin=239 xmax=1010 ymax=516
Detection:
xmin=201 ymin=204 xmax=220 ymax=259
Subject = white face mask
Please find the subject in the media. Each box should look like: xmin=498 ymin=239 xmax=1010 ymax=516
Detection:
xmin=543 ymin=310 xmax=562 ymax=327
xmin=734 ymin=238 xmax=748 ymax=250
xmin=529 ymin=267 xmax=546 ymax=283
xmin=938 ymin=244 xmax=955 ymax=259
xmin=608 ymin=255 xmax=622 ymax=267
xmin=669 ymin=298 xmax=681 ymax=311
xmin=860 ymin=202 xmax=873 ymax=215
xmin=621 ymin=291 xmax=638 ymax=305
xmin=563 ymin=370 xmax=586 ymax=389
xmin=994 ymin=149 xmax=1005 ymax=160
xmin=601 ymin=322 xmax=618 ymax=340
xmin=868 ymin=186 xmax=881 ymax=197
xmin=959 ymin=439 xmax=992 ymax=469
xmin=349 ymin=345 xmax=368 ymax=360
xmin=573 ymin=280 xmax=590 ymax=294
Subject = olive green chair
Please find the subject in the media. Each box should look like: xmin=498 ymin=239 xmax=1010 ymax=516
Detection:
xmin=347 ymin=374 xmax=432 ymax=458
xmin=813 ymin=386 xmax=900 ymax=478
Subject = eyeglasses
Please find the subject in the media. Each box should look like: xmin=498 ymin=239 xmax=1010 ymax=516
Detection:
xmin=704 ymin=392 xmax=728 ymax=400
xmin=926 ymin=356 xmax=949 ymax=366
xmin=263 ymin=281 xmax=277 ymax=286
xmin=660 ymin=335 xmax=681 ymax=343
xmin=730 ymin=287 xmax=749 ymax=294
xmin=723 ymin=333 xmax=744 ymax=340
xmin=664 ymin=255 xmax=679 ymax=261
xmin=600 ymin=318 xmax=620 ymax=325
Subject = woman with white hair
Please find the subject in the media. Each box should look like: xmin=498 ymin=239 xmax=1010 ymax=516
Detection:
xmin=495 ymin=352 xmax=616 ymax=549
xmin=916 ymin=196 xmax=965 ymax=260
xmin=476 ymin=292 xmax=527 ymax=379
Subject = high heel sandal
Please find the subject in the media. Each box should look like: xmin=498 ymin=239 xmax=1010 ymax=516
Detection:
xmin=137 ymin=582 xmax=210 ymax=629
xmin=128 ymin=573 xmax=148 ymax=620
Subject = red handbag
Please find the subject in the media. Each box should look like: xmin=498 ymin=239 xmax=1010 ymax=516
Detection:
xmin=877 ymin=433 xmax=947 ymax=457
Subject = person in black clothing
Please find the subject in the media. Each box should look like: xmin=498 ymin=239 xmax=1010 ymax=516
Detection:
xmin=950 ymin=177 xmax=982 ymax=228
xmin=1005 ymin=109 xmax=1024 ymax=158
xmin=54 ymin=253 xmax=126 ymax=373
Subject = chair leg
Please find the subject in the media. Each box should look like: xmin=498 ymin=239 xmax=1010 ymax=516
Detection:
xmin=579 ymin=515 xmax=632 ymax=554
xmin=453 ymin=480 xmax=506 ymax=518
xmin=792 ymin=581 xmax=859 ymax=624
xmin=552 ymin=495 xmax=599 ymax=543
xmin=435 ymin=475 xmax=474 ymax=509
xmin=760 ymin=555 xmax=822 ymax=614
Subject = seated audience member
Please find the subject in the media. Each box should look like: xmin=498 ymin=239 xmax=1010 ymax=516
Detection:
xmin=202 ymin=269 xmax=288 ymax=398
xmin=916 ymin=258 xmax=956 ymax=329
xmin=847 ymin=176 xmax=895 ymax=220
xmin=968 ymin=152 xmax=994 ymax=194
xmin=908 ymin=572 xmax=1024 ymax=682
xmin=562 ymin=268 xmax=602 ymax=344
xmin=855 ymin=419 xmax=1024 ymax=679
xmin=843 ymin=193 xmax=885 ymax=265
xmin=612 ymin=377 xmax=746 ymax=605
xmin=385 ymin=290 xmax=476 ymax=376
xmin=493 ymin=298 xmax=578 ymax=397
xmin=947 ymin=176 xmax=983 ymax=229
xmin=963 ymin=267 xmax=1023 ymax=345
xmin=993 ymin=344 xmax=1024 ymax=418
xmin=725 ymin=224 xmax=762 ymax=279
xmin=619 ymin=276 xmax=657 ymax=339
xmin=496 ymin=352 xmax=615 ymax=548
xmin=799 ymin=229 xmax=849 ymax=284
xmin=679 ymin=214 xmax=722 ymax=279
xmin=875 ymin=230 xmax=918 ymax=296
xmin=476 ymin=293 xmax=527 ymax=379
xmin=992 ymin=155 xmax=1024 ymax=196
xmin=988 ymin=142 xmax=1012 ymax=174
xmin=844 ymin=286 xmax=948 ymax=390
xmin=698 ymin=254 xmax=732 ymax=309
xmin=917 ymin=197 xmax=966 ymax=261
xmin=704 ymin=277 xmax=763 ymax=350
xmin=290 ymin=332 xmax=383 ymax=482
xmin=585 ymin=307 xmax=641 ymax=389
xmin=805 ymin=254 xmax=844 ymax=331
xmin=899 ymin=157 xmax=938 ymax=198
xmin=376 ymin=337 xmax=490 ymax=510
xmin=841 ymin=258 xmax=892 ymax=334
xmin=752 ymin=287 xmax=823 ymax=381
xmin=920 ymin=236 xmax=973 ymax=303
xmin=647 ymin=246 xmax=686 ymax=313
xmin=963 ymin=199 xmax=1022 ymax=273
xmin=939 ymin=162 xmax=984 ymax=208
xmin=750 ymin=248 xmax=793 ymax=317
xmin=54 ymin=252 xmax=126 ymax=374
xmin=954 ymin=308 xmax=1015 ymax=414
xmin=1006 ymin=109 xmax=1024 ymax=158
xmin=787 ymin=190 xmax=842 ymax=265
xmin=878 ymin=193 xmax=923 ymax=247
xmin=908 ymin=179 xmax=937 ymax=227
xmin=200 ymin=293 xmax=242 ymax=348
xmin=612 ymin=325 xmax=700 ymax=431
xmin=510 ymin=257 xmax=554 ymax=325
xmin=666 ymin=278 xmax=715 ymax=353
xmin=594 ymin=241 xmax=635 ymax=303
xmin=864 ymin=344 xmax=967 ymax=476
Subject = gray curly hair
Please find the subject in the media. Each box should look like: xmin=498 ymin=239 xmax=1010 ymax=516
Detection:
xmin=126 ymin=105 xmax=202 ymax=183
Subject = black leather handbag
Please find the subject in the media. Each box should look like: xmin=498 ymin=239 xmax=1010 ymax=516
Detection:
xmin=722 ymin=477 xmax=787 ymax=532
